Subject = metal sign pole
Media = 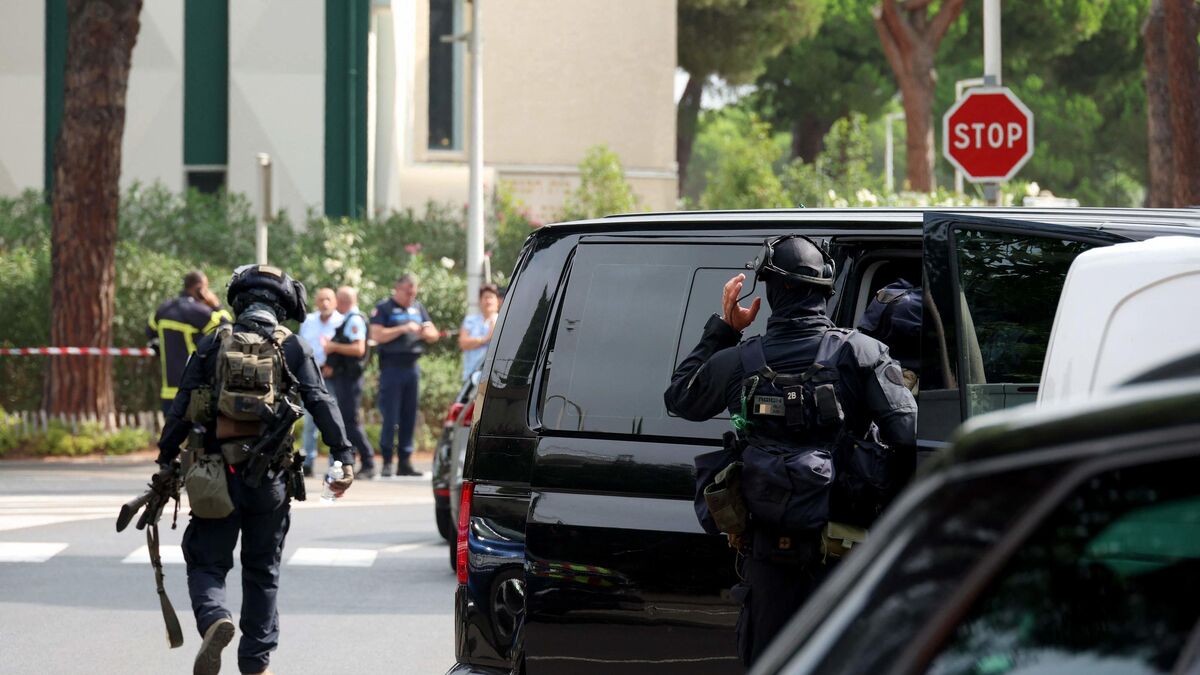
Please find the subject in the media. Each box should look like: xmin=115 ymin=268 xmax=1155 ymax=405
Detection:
xmin=983 ymin=0 xmax=1002 ymax=205
xmin=256 ymin=153 xmax=272 ymax=264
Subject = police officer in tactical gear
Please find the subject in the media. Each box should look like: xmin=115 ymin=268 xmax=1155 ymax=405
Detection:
xmin=155 ymin=264 xmax=357 ymax=675
xmin=664 ymin=235 xmax=917 ymax=667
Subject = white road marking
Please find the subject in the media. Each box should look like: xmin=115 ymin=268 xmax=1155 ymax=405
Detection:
xmin=0 ymin=542 xmax=69 ymax=563
xmin=0 ymin=494 xmax=128 ymax=532
xmin=287 ymin=547 xmax=378 ymax=567
xmin=122 ymin=544 xmax=185 ymax=565
xmin=380 ymin=540 xmax=442 ymax=554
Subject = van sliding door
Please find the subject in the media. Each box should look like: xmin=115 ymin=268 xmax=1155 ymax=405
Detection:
xmin=921 ymin=213 xmax=1126 ymax=443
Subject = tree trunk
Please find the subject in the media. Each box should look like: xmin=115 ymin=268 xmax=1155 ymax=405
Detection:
xmin=1144 ymin=0 xmax=1173 ymax=207
xmin=898 ymin=59 xmax=936 ymax=192
xmin=791 ymin=115 xmax=831 ymax=164
xmin=1165 ymin=0 xmax=1200 ymax=207
xmin=47 ymin=0 xmax=142 ymax=416
xmin=675 ymin=74 xmax=704 ymax=199
xmin=872 ymin=0 xmax=963 ymax=193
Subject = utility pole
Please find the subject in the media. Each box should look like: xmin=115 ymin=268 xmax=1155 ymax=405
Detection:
xmin=443 ymin=1 xmax=484 ymax=313
xmin=884 ymin=111 xmax=904 ymax=193
xmin=256 ymin=153 xmax=272 ymax=264
xmin=982 ymin=0 xmax=1002 ymax=205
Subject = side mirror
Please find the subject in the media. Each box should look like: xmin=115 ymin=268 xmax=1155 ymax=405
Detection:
xmin=470 ymin=370 xmax=483 ymax=386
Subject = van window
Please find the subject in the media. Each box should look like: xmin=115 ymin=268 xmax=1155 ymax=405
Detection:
xmin=926 ymin=455 xmax=1200 ymax=675
xmin=538 ymin=242 xmax=763 ymax=437
xmin=952 ymin=229 xmax=1092 ymax=416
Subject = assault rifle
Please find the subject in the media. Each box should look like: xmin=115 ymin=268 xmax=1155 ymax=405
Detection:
xmin=115 ymin=461 xmax=185 ymax=648
xmin=240 ymin=396 xmax=305 ymax=498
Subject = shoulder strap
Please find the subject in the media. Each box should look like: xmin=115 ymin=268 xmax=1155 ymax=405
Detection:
xmin=737 ymin=337 xmax=775 ymax=381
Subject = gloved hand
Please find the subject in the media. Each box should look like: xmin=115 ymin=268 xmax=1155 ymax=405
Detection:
xmin=328 ymin=464 xmax=354 ymax=498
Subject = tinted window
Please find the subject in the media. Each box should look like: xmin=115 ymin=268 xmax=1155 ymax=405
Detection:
xmin=427 ymin=0 xmax=460 ymax=150
xmin=538 ymin=243 xmax=764 ymax=436
xmin=927 ymin=456 xmax=1200 ymax=675
xmin=953 ymin=229 xmax=1092 ymax=416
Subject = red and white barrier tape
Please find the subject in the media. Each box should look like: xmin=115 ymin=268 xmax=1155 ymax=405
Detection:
xmin=1 ymin=347 xmax=155 ymax=357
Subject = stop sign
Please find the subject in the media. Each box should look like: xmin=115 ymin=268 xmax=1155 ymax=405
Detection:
xmin=942 ymin=87 xmax=1034 ymax=182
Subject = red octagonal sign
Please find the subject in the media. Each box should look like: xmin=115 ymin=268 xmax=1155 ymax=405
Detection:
xmin=942 ymin=87 xmax=1034 ymax=182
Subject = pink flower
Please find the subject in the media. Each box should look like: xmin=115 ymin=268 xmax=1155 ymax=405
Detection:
xmin=404 ymin=243 xmax=423 ymax=254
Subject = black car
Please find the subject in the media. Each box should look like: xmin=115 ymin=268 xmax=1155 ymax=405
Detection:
xmin=751 ymin=371 xmax=1200 ymax=675
xmin=448 ymin=208 xmax=1200 ymax=675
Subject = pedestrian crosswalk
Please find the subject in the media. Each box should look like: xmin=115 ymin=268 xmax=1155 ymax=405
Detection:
xmin=3 ymin=541 xmax=438 ymax=567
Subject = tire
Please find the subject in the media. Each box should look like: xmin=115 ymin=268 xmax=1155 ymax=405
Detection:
xmin=435 ymin=503 xmax=455 ymax=543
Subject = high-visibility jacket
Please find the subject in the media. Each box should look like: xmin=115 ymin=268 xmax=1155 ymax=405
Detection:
xmin=146 ymin=295 xmax=232 ymax=401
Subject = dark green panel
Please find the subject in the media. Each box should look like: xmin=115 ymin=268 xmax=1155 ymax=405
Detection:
xmin=44 ymin=0 xmax=67 ymax=197
xmin=184 ymin=0 xmax=229 ymax=167
xmin=324 ymin=0 xmax=369 ymax=217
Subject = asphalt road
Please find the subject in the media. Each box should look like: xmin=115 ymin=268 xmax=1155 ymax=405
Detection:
xmin=0 ymin=457 xmax=457 ymax=674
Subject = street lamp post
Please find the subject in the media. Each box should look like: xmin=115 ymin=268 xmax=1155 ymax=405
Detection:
xmin=445 ymin=1 xmax=485 ymax=315
xmin=884 ymin=111 xmax=904 ymax=193
xmin=982 ymin=0 xmax=1002 ymax=205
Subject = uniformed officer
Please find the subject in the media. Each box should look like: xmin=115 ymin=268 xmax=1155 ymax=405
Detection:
xmin=155 ymin=265 xmax=356 ymax=675
xmin=147 ymin=271 xmax=233 ymax=414
xmin=663 ymin=235 xmax=917 ymax=667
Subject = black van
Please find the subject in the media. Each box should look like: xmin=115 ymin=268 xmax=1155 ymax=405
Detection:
xmin=447 ymin=208 xmax=1200 ymax=675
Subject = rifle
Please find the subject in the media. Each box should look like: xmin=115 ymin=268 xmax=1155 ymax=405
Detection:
xmin=239 ymin=326 xmax=307 ymax=499
xmin=115 ymin=461 xmax=185 ymax=649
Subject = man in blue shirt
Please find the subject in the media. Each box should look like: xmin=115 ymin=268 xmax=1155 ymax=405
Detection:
xmin=297 ymin=287 xmax=342 ymax=476
xmin=324 ymin=286 xmax=378 ymax=478
xmin=370 ymin=274 xmax=439 ymax=477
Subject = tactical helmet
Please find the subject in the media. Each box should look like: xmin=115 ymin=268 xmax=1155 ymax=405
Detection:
xmin=749 ymin=234 xmax=835 ymax=293
xmin=226 ymin=264 xmax=308 ymax=322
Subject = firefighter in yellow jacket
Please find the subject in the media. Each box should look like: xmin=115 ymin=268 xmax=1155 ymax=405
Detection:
xmin=147 ymin=271 xmax=232 ymax=414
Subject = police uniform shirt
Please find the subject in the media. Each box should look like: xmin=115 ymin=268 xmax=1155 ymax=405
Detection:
xmin=370 ymin=298 xmax=431 ymax=368
xmin=147 ymin=296 xmax=232 ymax=401
xmin=338 ymin=308 xmax=368 ymax=345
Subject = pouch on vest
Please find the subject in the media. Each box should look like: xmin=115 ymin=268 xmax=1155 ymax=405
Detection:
xmin=740 ymin=441 xmax=833 ymax=530
xmin=184 ymin=453 xmax=234 ymax=519
xmin=214 ymin=325 xmax=290 ymax=423
xmin=704 ymin=461 xmax=748 ymax=536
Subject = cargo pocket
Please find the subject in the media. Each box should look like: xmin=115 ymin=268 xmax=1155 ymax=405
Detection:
xmin=780 ymin=447 xmax=833 ymax=531
xmin=740 ymin=444 xmax=792 ymax=526
xmin=185 ymin=453 xmax=235 ymax=519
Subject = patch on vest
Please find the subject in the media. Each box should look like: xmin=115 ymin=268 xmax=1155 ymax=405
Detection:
xmin=884 ymin=363 xmax=906 ymax=386
xmin=753 ymin=395 xmax=785 ymax=416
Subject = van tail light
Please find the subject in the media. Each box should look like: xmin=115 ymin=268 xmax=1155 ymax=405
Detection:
xmin=444 ymin=402 xmax=465 ymax=425
xmin=460 ymin=402 xmax=476 ymax=427
xmin=456 ymin=480 xmax=475 ymax=585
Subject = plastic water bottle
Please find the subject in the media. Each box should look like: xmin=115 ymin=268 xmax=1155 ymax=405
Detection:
xmin=321 ymin=461 xmax=344 ymax=503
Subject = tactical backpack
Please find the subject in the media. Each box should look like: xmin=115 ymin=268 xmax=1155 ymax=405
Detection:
xmin=213 ymin=323 xmax=293 ymax=427
xmin=857 ymin=279 xmax=922 ymax=360
xmin=733 ymin=329 xmax=854 ymax=532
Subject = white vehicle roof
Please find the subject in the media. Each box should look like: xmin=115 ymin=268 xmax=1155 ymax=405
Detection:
xmin=1039 ymin=236 xmax=1200 ymax=406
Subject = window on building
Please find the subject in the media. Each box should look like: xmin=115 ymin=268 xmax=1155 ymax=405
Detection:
xmin=428 ymin=0 xmax=462 ymax=151
xmin=186 ymin=169 xmax=226 ymax=195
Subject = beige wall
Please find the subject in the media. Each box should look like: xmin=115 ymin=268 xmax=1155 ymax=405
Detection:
xmin=0 ymin=3 xmax=44 ymax=195
xmin=393 ymin=0 xmax=678 ymax=219
xmin=121 ymin=1 xmax=184 ymax=193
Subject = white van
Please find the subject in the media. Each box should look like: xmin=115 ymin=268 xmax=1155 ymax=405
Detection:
xmin=1039 ymin=236 xmax=1200 ymax=406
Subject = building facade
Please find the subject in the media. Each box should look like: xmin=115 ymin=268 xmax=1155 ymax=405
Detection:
xmin=0 ymin=0 xmax=676 ymax=223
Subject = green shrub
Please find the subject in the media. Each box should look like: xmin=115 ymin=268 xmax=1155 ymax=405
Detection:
xmin=559 ymin=145 xmax=641 ymax=221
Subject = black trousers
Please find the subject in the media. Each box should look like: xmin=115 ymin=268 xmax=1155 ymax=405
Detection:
xmin=182 ymin=469 xmax=290 ymax=674
xmin=734 ymin=535 xmax=829 ymax=667
xmin=329 ymin=373 xmax=376 ymax=470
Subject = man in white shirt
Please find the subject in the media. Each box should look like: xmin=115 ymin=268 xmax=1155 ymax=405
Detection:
xmin=297 ymin=287 xmax=342 ymax=476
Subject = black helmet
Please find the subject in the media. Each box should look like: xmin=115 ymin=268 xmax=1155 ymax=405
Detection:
xmin=749 ymin=234 xmax=835 ymax=293
xmin=226 ymin=264 xmax=307 ymax=322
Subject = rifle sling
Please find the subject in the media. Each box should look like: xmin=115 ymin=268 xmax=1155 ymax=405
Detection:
xmin=146 ymin=522 xmax=184 ymax=648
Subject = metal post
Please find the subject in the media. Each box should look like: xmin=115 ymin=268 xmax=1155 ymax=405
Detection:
xmin=954 ymin=78 xmax=985 ymax=195
xmin=983 ymin=0 xmax=1002 ymax=204
xmin=884 ymin=112 xmax=904 ymax=193
xmin=465 ymin=0 xmax=484 ymax=315
xmin=256 ymin=153 xmax=272 ymax=264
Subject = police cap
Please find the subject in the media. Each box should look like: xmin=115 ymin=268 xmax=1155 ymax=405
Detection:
xmin=226 ymin=264 xmax=308 ymax=322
